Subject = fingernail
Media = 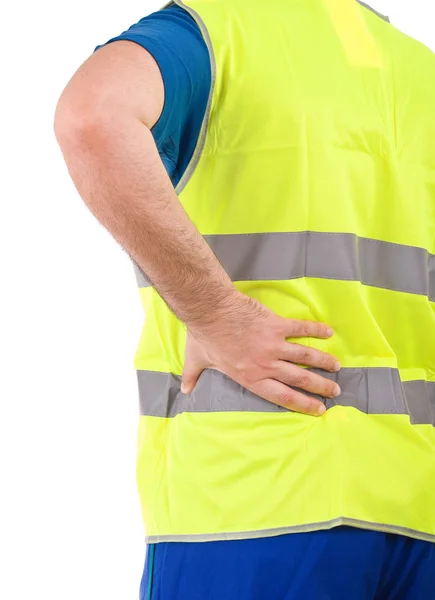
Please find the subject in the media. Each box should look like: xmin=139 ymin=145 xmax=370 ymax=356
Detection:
xmin=317 ymin=404 xmax=326 ymax=416
xmin=327 ymin=328 xmax=334 ymax=337
xmin=180 ymin=384 xmax=187 ymax=394
xmin=333 ymin=361 xmax=341 ymax=372
xmin=332 ymin=385 xmax=341 ymax=398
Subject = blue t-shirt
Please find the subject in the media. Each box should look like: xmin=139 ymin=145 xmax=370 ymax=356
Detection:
xmin=94 ymin=5 xmax=210 ymax=187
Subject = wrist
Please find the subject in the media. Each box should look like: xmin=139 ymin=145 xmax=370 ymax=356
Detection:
xmin=183 ymin=284 xmax=241 ymax=334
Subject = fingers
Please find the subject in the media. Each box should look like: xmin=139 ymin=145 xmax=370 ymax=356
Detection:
xmin=283 ymin=318 xmax=334 ymax=339
xmin=272 ymin=362 xmax=341 ymax=399
xmin=280 ymin=342 xmax=340 ymax=372
xmin=251 ymin=379 xmax=327 ymax=416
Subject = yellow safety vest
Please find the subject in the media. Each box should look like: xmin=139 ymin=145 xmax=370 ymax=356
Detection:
xmin=133 ymin=0 xmax=435 ymax=543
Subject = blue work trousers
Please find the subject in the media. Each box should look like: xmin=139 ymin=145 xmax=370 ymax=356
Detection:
xmin=140 ymin=527 xmax=435 ymax=599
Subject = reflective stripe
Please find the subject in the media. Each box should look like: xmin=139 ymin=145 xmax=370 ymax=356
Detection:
xmin=134 ymin=262 xmax=150 ymax=288
xmin=133 ymin=231 xmax=435 ymax=301
xmin=357 ymin=1 xmax=390 ymax=23
xmin=146 ymin=516 xmax=435 ymax=544
xmin=137 ymin=367 xmax=435 ymax=426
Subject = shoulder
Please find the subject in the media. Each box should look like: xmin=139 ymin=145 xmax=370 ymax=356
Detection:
xmin=94 ymin=5 xmax=211 ymax=130
xmin=94 ymin=5 xmax=209 ymax=77
xmin=94 ymin=5 xmax=212 ymax=185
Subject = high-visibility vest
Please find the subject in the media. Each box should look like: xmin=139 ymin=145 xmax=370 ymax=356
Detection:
xmin=133 ymin=0 xmax=435 ymax=543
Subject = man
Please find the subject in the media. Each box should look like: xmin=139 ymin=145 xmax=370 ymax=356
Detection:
xmin=54 ymin=1 xmax=435 ymax=598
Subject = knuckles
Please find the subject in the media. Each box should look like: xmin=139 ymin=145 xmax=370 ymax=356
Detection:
xmin=232 ymin=353 xmax=273 ymax=385
xmin=299 ymin=348 xmax=312 ymax=364
xmin=278 ymin=392 xmax=296 ymax=408
xmin=232 ymin=361 xmax=261 ymax=386
xmin=291 ymin=372 xmax=311 ymax=389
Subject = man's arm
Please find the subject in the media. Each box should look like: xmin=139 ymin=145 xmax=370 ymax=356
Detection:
xmin=54 ymin=41 xmax=232 ymax=326
xmin=54 ymin=41 xmax=340 ymax=415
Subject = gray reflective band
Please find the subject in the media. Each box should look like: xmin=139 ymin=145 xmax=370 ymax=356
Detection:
xmin=134 ymin=231 xmax=435 ymax=301
xmin=357 ymin=1 xmax=390 ymax=22
xmin=133 ymin=263 xmax=149 ymax=288
xmin=137 ymin=367 xmax=435 ymax=426
xmin=146 ymin=517 xmax=435 ymax=544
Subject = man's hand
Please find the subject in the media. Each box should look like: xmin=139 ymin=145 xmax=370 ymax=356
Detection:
xmin=182 ymin=290 xmax=341 ymax=416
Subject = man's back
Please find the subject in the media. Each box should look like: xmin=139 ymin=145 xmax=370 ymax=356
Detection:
xmin=55 ymin=1 xmax=435 ymax=598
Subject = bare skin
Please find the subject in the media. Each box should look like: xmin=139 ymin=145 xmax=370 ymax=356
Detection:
xmin=54 ymin=40 xmax=341 ymax=416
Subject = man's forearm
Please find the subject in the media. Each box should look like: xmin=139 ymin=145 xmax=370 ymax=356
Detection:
xmin=55 ymin=112 xmax=236 ymax=328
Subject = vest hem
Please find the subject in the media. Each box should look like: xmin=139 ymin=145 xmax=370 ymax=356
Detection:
xmin=145 ymin=517 xmax=435 ymax=543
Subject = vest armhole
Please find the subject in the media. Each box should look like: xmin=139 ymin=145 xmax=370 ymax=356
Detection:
xmin=356 ymin=1 xmax=390 ymax=23
xmin=171 ymin=0 xmax=217 ymax=195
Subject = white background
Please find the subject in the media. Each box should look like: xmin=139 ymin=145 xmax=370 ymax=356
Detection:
xmin=1 ymin=1 xmax=433 ymax=599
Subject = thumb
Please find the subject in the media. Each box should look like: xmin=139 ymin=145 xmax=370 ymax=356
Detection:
xmin=181 ymin=362 xmax=203 ymax=394
xmin=181 ymin=332 xmax=207 ymax=394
